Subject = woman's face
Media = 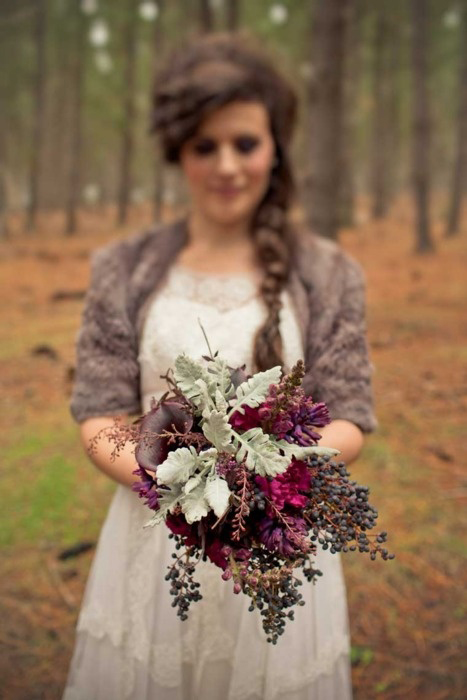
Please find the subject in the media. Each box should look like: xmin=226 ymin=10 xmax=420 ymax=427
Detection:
xmin=179 ymin=101 xmax=276 ymax=229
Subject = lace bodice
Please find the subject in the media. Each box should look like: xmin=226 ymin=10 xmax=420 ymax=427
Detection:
xmin=138 ymin=265 xmax=305 ymax=409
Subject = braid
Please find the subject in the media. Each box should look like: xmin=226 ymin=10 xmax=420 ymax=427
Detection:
xmin=252 ymin=157 xmax=294 ymax=372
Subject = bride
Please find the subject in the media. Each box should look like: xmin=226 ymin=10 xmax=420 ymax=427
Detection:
xmin=64 ymin=33 xmax=376 ymax=700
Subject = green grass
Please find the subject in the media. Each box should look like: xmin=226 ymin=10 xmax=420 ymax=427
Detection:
xmin=1 ymin=424 xmax=114 ymax=548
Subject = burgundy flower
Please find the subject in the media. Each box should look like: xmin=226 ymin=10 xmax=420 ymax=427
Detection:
xmin=136 ymin=400 xmax=193 ymax=472
xmin=229 ymin=405 xmax=262 ymax=431
xmin=255 ymin=459 xmax=311 ymax=511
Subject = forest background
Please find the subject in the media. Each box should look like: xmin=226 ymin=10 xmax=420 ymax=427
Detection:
xmin=0 ymin=0 xmax=466 ymax=698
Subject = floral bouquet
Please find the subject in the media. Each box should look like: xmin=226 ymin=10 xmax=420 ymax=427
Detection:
xmin=104 ymin=352 xmax=392 ymax=644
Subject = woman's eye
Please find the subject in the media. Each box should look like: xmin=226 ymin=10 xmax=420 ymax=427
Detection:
xmin=235 ymin=136 xmax=260 ymax=154
xmin=193 ymin=139 xmax=216 ymax=156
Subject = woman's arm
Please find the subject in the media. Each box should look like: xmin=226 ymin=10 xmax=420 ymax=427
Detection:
xmin=80 ymin=416 xmax=140 ymax=488
xmin=316 ymin=419 xmax=364 ymax=466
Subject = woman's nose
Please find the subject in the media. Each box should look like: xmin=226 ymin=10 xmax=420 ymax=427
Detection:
xmin=216 ymin=145 xmax=239 ymax=175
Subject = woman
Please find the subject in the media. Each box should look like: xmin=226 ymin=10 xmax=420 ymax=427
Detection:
xmin=64 ymin=33 xmax=376 ymax=700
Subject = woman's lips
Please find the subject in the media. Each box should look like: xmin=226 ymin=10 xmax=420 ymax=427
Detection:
xmin=210 ymin=186 xmax=243 ymax=197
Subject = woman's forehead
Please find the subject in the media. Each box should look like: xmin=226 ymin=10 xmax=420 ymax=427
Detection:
xmin=194 ymin=101 xmax=271 ymax=137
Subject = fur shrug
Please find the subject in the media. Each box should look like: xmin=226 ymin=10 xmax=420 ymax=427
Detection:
xmin=70 ymin=218 xmax=377 ymax=432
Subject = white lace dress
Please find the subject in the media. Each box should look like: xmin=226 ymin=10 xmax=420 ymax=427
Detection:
xmin=63 ymin=267 xmax=352 ymax=700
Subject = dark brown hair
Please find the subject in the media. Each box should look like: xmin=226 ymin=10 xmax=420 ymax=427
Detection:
xmin=151 ymin=33 xmax=298 ymax=370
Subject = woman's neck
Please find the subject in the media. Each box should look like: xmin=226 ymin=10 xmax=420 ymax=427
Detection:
xmin=186 ymin=211 xmax=252 ymax=250
xmin=177 ymin=211 xmax=259 ymax=275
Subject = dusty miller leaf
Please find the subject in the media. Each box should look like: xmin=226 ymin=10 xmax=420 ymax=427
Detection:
xmin=173 ymin=354 xmax=215 ymax=410
xmin=204 ymin=476 xmax=231 ymax=518
xmin=144 ymin=484 xmax=183 ymax=526
xmin=182 ymin=482 xmax=209 ymax=524
xmin=276 ymin=441 xmax=341 ymax=461
xmin=228 ymin=366 xmax=282 ymax=416
xmin=234 ymin=427 xmax=289 ymax=477
xmin=156 ymin=446 xmax=198 ymax=485
xmin=207 ymin=356 xmax=235 ymax=400
xmin=202 ymin=410 xmax=234 ymax=451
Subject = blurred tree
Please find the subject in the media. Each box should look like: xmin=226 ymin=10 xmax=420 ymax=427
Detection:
xmin=306 ymin=0 xmax=352 ymax=240
xmin=117 ymin=0 xmax=139 ymax=226
xmin=25 ymin=0 xmax=47 ymax=233
xmin=446 ymin=0 xmax=467 ymax=237
xmin=226 ymin=0 xmax=240 ymax=31
xmin=410 ymin=0 xmax=435 ymax=252
xmin=370 ymin=0 xmax=391 ymax=219
xmin=199 ymin=0 xmax=214 ymax=32
xmin=65 ymin=1 xmax=87 ymax=236
xmin=153 ymin=0 xmax=165 ymax=222
xmin=340 ymin=0 xmax=367 ymax=227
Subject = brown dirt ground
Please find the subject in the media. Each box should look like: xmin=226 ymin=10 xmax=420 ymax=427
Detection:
xmin=0 ymin=199 xmax=466 ymax=699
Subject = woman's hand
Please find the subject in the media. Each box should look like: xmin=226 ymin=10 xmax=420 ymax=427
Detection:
xmin=316 ymin=419 xmax=364 ymax=466
xmin=79 ymin=416 xmax=140 ymax=488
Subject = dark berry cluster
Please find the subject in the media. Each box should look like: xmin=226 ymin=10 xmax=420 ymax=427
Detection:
xmin=305 ymin=456 xmax=395 ymax=562
xmin=166 ymin=533 xmax=203 ymax=620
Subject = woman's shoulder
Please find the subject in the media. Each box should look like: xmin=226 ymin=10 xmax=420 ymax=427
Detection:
xmin=91 ymin=220 xmax=185 ymax=284
xmin=292 ymin=225 xmax=365 ymax=289
xmin=90 ymin=219 xmax=185 ymax=273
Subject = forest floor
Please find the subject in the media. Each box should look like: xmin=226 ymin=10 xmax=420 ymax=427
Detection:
xmin=0 ymin=200 xmax=466 ymax=700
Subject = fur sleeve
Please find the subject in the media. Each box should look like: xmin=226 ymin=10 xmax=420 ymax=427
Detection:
xmin=70 ymin=244 xmax=141 ymax=423
xmin=302 ymin=252 xmax=377 ymax=433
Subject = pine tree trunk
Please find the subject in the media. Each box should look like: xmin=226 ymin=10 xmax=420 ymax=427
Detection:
xmin=340 ymin=0 xmax=366 ymax=227
xmin=410 ymin=0 xmax=435 ymax=253
xmin=446 ymin=0 xmax=467 ymax=237
xmin=370 ymin=1 xmax=390 ymax=219
xmin=25 ymin=0 xmax=47 ymax=233
xmin=117 ymin=0 xmax=139 ymax=227
xmin=225 ymin=0 xmax=240 ymax=31
xmin=153 ymin=0 xmax=165 ymax=222
xmin=199 ymin=0 xmax=214 ymax=32
xmin=64 ymin=6 xmax=86 ymax=236
xmin=307 ymin=0 xmax=351 ymax=240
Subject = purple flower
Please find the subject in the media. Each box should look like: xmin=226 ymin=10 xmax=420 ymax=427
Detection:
xmin=132 ymin=467 xmax=160 ymax=510
xmin=258 ymin=516 xmax=307 ymax=557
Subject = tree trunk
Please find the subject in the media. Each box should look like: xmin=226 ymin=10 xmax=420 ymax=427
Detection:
xmin=64 ymin=5 xmax=86 ymax=236
xmin=307 ymin=0 xmax=351 ymax=240
xmin=153 ymin=0 xmax=165 ymax=222
xmin=225 ymin=0 xmax=240 ymax=31
xmin=410 ymin=0 xmax=435 ymax=253
xmin=117 ymin=0 xmax=139 ymax=227
xmin=199 ymin=0 xmax=214 ymax=32
xmin=446 ymin=0 xmax=467 ymax=237
xmin=370 ymin=0 xmax=392 ymax=219
xmin=25 ymin=0 xmax=47 ymax=233
xmin=339 ymin=0 xmax=366 ymax=227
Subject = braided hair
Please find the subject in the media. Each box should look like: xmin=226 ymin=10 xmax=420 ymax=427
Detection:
xmin=151 ymin=33 xmax=298 ymax=371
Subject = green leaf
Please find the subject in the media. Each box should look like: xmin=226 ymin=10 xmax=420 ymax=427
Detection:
xmin=182 ymin=482 xmax=209 ymax=524
xmin=228 ymin=366 xmax=282 ymax=416
xmin=156 ymin=446 xmax=198 ymax=485
xmin=234 ymin=427 xmax=289 ymax=476
xmin=204 ymin=475 xmax=232 ymax=518
xmin=202 ymin=410 xmax=234 ymax=451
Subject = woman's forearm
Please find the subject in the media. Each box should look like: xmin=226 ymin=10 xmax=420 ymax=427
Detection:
xmin=79 ymin=416 xmax=140 ymax=488
xmin=79 ymin=416 xmax=364 ymax=489
xmin=316 ymin=419 xmax=364 ymax=466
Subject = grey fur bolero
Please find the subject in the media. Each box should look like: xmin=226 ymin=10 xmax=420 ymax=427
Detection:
xmin=70 ymin=218 xmax=377 ymax=432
